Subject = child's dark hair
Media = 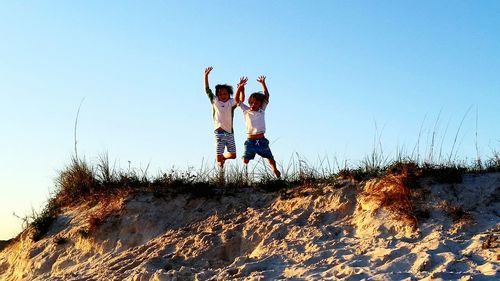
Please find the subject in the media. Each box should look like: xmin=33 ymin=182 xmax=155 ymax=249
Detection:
xmin=249 ymin=92 xmax=266 ymax=103
xmin=215 ymin=84 xmax=233 ymax=97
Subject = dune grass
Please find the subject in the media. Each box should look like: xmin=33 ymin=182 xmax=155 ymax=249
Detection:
xmin=21 ymin=146 xmax=500 ymax=242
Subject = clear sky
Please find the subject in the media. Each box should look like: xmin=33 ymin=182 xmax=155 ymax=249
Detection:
xmin=1 ymin=1 xmax=499 ymax=239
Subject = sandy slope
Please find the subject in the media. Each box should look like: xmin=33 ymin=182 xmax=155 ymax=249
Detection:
xmin=1 ymin=173 xmax=499 ymax=280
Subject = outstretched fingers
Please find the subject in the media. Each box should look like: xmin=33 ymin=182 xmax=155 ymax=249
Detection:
xmin=238 ymin=76 xmax=248 ymax=87
xmin=205 ymin=66 xmax=213 ymax=75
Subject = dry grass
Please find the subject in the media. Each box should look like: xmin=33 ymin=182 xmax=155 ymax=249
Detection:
xmin=24 ymin=146 xmax=500 ymax=241
xmin=86 ymin=189 xmax=129 ymax=234
xmin=360 ymin=162 xmax=420 ymax=229
xmin=337 ymin=167 xmax=371 ymax=182
xmin=29 ymin=197 xmax=63 ymax=242
xmin=56 ymin=157 xmax=96 ymax=204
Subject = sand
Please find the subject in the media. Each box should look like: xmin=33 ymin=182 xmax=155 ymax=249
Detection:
xmin=1 ymin=173 xmax=499 ymax=280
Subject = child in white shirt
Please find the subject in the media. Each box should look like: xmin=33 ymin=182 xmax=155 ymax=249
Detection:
xmin=204 ymin=67 xmax=237 ymax=168
xmin=235 ymin=75 xmax=280 ymax=178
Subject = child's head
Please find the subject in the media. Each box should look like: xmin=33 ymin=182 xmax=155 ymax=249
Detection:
xmin=248 ymin=92 xmax=266 ymax=111
xmin=215 ymin=84 xmax=233 ymax=102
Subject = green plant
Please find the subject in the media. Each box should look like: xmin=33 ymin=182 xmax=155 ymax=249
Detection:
xmin=384 ymin=160 xmax=420 ymax=177
xmin=485 ymin=151 xmax=500 ymax=172
xmin=29 ymin=198 xmax=62 ymax=241
xmin=56 ymin=156 xmax=96 ymax=202
xmin=421 ymin=163 xmax=466 ymax=184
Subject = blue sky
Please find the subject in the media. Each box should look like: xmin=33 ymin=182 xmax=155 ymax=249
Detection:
xmin=1 ymin=1 xmax=499 ymax=239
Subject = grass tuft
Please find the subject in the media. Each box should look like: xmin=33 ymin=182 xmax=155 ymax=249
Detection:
xmin=30 ymin=198 xmax=62 ymax=241
xmin=336 ymin=167 xmax=371 ymax=181
xmin=485 ymin=152 xmax=500 ymax=173
xmin=361 ymin=171 xmax=419 ymax=229
xmin=420 ymin=163 xmax=466 ymax=184
xmin=56 ymin=156 xmax=97 ymax=203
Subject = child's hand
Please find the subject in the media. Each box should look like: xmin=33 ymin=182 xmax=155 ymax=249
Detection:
xmin=205 ymin=67 xmax=213 ymax=76
xmin=257 ymin=75 xmax=270 ymax=100
xmin=238 ymin=76 xmax=248 ymax=88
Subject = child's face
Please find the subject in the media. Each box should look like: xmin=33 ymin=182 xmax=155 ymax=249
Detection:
xmin=249 ymin=98 xmax=262 ymax=111
xmin=217 ymin=88 xmax=230 ymax=102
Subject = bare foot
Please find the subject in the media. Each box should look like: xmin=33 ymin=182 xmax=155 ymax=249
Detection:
xmin=273 ymin=169 xmax=281 ymax=178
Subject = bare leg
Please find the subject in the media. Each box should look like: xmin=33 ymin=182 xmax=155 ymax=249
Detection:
xmin=216 ymin=155 xmax=225 ymax=185
xmin=216 ymin=155 xmax=225 ymax=168
xmin=243 ymin=159 xmax=249 ymax=185
xmin=224 ymin=152 xmax=236 ymax=160
xmin=268 ymin=159 xmax=281 ymax=178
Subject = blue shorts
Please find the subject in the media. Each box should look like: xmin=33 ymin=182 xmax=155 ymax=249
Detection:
xmin=243 ymin=137 xmax=274 ymax=160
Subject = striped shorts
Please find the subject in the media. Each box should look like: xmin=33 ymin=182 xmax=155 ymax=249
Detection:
xmin=215 ymin=130 xmax=236 ymax=156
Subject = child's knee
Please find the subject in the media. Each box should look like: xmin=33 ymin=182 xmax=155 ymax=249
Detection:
xmin=217 ymin=155 xmax=225 ymax=162
xmin=224 ymin=152 xmax=236 ymax=159
xmin=243 ymin=158 xmax=250 ymax=164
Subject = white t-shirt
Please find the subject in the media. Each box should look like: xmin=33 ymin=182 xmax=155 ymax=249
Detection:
xmin=239 ymin=101 xmax=268 ymax=135
xmin=212 ymin=97 xmax=236 ymax=133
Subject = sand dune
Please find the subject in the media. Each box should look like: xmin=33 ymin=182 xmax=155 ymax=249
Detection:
xmin=1 ymin=173 xmax=499 ymax=280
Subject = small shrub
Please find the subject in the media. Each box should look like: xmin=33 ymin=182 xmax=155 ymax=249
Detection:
xmin=361 ymin=173 xmax=418 ymax=229
xmin=384 ymin=160 xmax=420 ymax=177
xmin=56 ymin=157 xmax=96 ymax=202
xmin=255 ymin=178 xmax=290 ymax=193
xmin=337 ymin=168 xmax=372 ymax=181
xmin=118 ymin=171 xmax=147 ymax=190
xmin=421 ymin=163 xmax=466 ymax=184
xmin=30 ymin=198 xmax=62 ymax=241
xmin=485 ymin=152 xmax=500 ymax=173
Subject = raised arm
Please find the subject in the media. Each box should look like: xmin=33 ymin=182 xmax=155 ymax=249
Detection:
xmin=235 ymin=76 xmax=248 ymax=104
xmin=257 ymin=75 xmax=269 ymax=101
xmin=204 ymin=66 xmax=213 ymax=90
